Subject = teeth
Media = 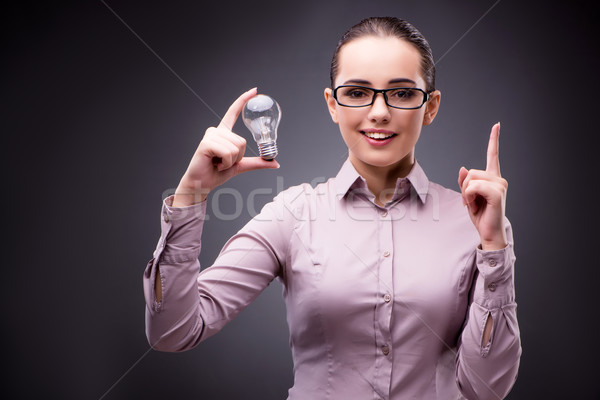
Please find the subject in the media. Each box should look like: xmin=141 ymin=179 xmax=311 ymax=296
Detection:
xmin=364 ymin=131 xmax=393 ymax=139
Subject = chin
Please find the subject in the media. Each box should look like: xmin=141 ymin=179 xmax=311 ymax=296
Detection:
xmin=354 ymin=152 xmax=409 ymax=169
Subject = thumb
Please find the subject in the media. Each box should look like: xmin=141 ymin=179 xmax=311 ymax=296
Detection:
xmin=236 ymin=157 xmax=280 ymax=174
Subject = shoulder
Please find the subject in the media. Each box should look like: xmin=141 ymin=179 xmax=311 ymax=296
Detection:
xmin=426 ymin=180 xmax=463 ymax=208
xmin=273 ymin=182 xmax=316 ymax=206
xmin=275 ymin=176 xmax=337 ymax=202
xmin=421 ymin=180 xmax=475 ymax=230
xmin=425 ymin=179 xmax=515 ymax=245
xmin=269 ymin=178 xmax=336 ymax=219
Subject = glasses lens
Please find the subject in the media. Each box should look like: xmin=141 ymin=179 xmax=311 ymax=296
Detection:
xmin=386 ymin=88 xmax=424 ymax=109
xmin=336 ymin=86 xmax=375 ymax=107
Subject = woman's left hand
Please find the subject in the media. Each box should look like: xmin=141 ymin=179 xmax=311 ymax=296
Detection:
xmin=458 ymin=122 xmax=508 ymax=250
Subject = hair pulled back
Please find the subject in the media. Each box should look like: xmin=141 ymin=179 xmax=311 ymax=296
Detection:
xmin=330 ymin=17 xmax=436 ymax=93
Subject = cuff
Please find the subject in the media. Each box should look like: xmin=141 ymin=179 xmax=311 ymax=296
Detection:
xmin=152 ymin=195 xmax=207 ymax=262
xmin=472 ymin=243 xmax=516 ymax=309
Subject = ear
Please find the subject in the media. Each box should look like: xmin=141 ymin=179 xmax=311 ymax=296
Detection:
xmin=422 ymin=90 xmax=441 ymax=126
xmin=324 ymin=88 xmax=339 ymax=124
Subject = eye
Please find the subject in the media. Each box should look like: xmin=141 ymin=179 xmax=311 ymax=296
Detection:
xmin=389 ymin=88 xmax=415 ymax=99
xmin=349 ymin=91 xmax=366 ymax=98
xmin=343 ymin=88 xmax=369 ymax=98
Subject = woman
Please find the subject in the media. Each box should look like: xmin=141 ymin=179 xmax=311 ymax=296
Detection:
xmin=144 ymin=17 xmax=521 ymax=400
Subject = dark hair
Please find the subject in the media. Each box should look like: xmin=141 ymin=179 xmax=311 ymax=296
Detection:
xmin=330 ymin=17 xmax=436 ymax=92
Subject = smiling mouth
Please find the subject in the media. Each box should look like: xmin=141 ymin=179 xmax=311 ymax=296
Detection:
xmin=361 ymin=131 xmax=397 ymax=140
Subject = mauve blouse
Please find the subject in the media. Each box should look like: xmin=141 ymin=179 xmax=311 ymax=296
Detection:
xmin=144 ymin=159 xmax=521 ymax=400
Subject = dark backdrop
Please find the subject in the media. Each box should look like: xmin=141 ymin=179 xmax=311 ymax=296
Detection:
xmin=3 ymin=1 xmax=599 ymax=399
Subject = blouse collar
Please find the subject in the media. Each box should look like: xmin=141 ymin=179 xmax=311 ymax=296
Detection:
xmin=334 ymin=158 xmax=430 ymax=205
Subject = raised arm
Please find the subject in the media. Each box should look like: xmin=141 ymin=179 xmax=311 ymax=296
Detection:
xmin=143 ymin=88 xmax=280 ymax=351
xmin=456 ymin=123 xmax=521 ymax=399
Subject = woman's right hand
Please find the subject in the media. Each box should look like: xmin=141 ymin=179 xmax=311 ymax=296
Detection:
xmin=172 ymin=88 xmax=280 ymax=207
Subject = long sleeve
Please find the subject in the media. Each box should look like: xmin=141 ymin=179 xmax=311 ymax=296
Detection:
xmin=143 ymin=193 xmax=293 ymax=352
xmin=455 ymin=219 xmax=522 ymax=400
xmin=141 ymin=160 xmax=522 ymax=398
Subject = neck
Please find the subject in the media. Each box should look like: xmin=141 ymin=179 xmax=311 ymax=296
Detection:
xmin=349 ymin=153 xmax=415 ymax=206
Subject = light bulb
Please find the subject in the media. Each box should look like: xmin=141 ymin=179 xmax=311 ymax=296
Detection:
xmin=242 ymin=94 xmax=281 ymax=160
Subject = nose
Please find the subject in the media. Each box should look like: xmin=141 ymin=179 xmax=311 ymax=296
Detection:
xmin=368 ymin=92 xmax=391 ymax=123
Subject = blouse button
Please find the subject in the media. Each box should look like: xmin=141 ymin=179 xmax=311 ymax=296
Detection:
xmin=488 ymin=282 xmax=497 ymax=292
xmin=383 ymin=251 xmax=390 ymax=258
xmin=381 ymin=210 xmax=388 ymax=218
xmin=381 ymin=345 xmax=390 ymax=356
xmin=489 ymin=259 xmax=497 ymax=267
xmin=383 ymin=293 xmax=392 ymax=303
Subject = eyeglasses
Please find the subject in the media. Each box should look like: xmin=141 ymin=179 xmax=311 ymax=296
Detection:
xmin=332 ymin=85 xmax=430 ymax=110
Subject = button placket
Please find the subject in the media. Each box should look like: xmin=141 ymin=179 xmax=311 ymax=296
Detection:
xmin=373 ymin=200 xmax=394 ymax=396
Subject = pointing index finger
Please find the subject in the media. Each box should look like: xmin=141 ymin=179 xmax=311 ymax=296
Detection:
xmin=218 ymin=87 xmax=258 ymax=131
xmin=486 ymin=122 xmax=501 ymax=176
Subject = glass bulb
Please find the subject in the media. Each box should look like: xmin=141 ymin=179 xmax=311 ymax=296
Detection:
xmin=242 ymin=94 xmax=281 ymax=160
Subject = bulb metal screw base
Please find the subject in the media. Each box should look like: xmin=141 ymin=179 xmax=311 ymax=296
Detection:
xmin=258 ymin=141 xmax=278 ymax=161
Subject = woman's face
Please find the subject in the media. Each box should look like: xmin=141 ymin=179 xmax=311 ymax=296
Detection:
xmin=325 ymin=36 xmax=440 ymax=173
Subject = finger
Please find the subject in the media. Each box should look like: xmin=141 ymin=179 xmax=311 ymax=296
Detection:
xmin=218 ymin=130 xmax=247 ymax=164
xmin=486 ymin=122 xmax=501 ymax=176
xmin=201 ymin=129 xmax=247 ymax=171
xmin=207 ymin=127 xmax=248 ymax=152
xmin=218 ymin=87 xmax=258 ymax=131
xmin=458 ymin=166 xmax=469 ymax=205
xmin=461 ymin=168 xmax=507 ymax=204
xmin=463 ymin=179 xmax=505 ymax=207
xmin=458 ymin=166 xmax=468 ymax=189
xmin=236 ymin=157 xmax=280 ymax=174
xmin=461 ymin=168 xmax=508 ymax=188
xmin=207 ymin=135 xmax=241 ymax=171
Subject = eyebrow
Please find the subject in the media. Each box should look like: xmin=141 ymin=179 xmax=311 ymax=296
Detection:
xmin=342 ymin=78 xmax=417 ymax=86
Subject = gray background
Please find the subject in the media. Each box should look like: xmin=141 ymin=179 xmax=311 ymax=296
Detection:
xmin=3 ymin=0 xmax=599 ymax=399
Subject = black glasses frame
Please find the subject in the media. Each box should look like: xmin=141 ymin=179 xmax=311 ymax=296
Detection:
xmin=332 ymin=85 xmax=430 ymax=110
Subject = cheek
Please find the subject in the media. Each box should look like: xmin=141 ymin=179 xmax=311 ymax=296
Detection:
xmin=336 ymin=109 xmax=362 ymax=130
xmin=336 ymin=114 xmax=360 ymax=147
xmin=402 ymin=109 xmax=426 ymax=129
